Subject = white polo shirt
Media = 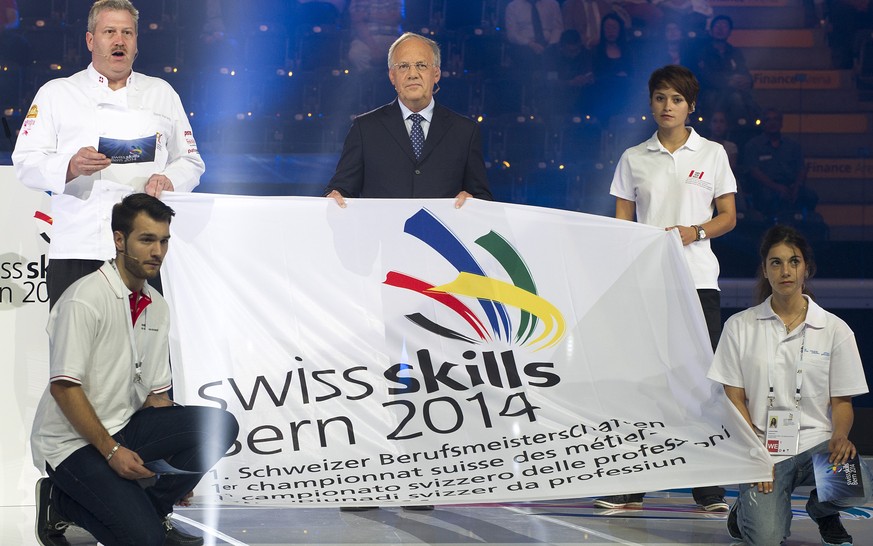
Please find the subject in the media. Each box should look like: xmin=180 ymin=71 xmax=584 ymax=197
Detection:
xmin=610 ymin=128 xmax=737 ymax=290
xmin=12 ymin=64 xmax=204 ymax=260
xmin=31 ymin=261 xmax=172 ymax=470
xmin=708 ymin=296 xmax=868 ymax=461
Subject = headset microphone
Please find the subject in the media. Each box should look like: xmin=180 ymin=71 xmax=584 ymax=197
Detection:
xmin=118 ymin=250 xmax=140 ymax=263
xmin=92 ymin=46 xmax=114 ymax=59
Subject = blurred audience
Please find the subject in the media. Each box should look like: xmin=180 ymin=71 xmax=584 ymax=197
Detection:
xmin=662 ymin=19 xmax=685 ymax=65
xmin=705 ymin=109 xmax=762 ymax=220
xmin=707 ymin=110 xmax=738 ymax=172
xmin=0 ymin=0 xmax=16 ymax=29
xmin=743 ymin=108 xmax=819 ymax=220
xmin=615 ymin=0 xmax=665 ymax=31
xmin=562 ymin=0 xmax=630 ymax=49
xmin=658 ymin=0 xmax=712 ymax=37
xmin=505 ymin=0 xmax=564 ymax=74
xmin=693 ymin=14 xmax=760 ymax=129
xmin=0 ymin=0 xmax=858 ymax=228
xmin=591 ymin=13 xmax=635 ymax=120
xmin=186 ymin=0 xmax=241 ymax=70
xmin=0 ymin=0 xmax=28 ymax=67
xmin=348 ymin=0 xmax=403 ymax=71
xmin=548 ymin=29 xmax=595 ymax=85
xmin=826 ymin=0 xmax=873 ymax=69
xmin=543 ymin=29 xmax=595 ymax=114
xmin=297 ymin=0 xmax=346 ymax=28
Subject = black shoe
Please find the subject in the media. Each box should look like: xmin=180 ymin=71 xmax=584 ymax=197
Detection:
xmin=339 ymin=506 xmax=379 ymax=512
xmin=592 ymin=494 xmax=644 ymax=509
xmin=699 ymin=495 xmax=729 ymax=512
xmin=402 ymin=505 xmax=434 ymax=511
xmin=816 ymin=514 xmax=853 ymax=546
xmin=35 ymin=478 xmax=72 ymax=546
xmin=163 ymin=516 xmax=204 ymax=546
xmin=727 ymin=501 xmax=742 ymax=541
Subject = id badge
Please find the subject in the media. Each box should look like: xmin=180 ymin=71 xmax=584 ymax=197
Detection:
xmin=765 ymin=409 xmax=800 ymax=455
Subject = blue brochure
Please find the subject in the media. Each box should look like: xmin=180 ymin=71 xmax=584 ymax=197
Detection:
xmin=812 ymin=453 xmax=865 ymax=502
xmin=98 ymin=134 xmax=157 ymax=164
xmin=144 ymin=459 xmax=199 ymax=476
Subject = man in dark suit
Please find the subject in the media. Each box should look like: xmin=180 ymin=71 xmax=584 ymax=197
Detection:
xmin=326 ymin=33 xmax=489 ymax=513
xmin=325 ymin=32 xmax=492 ymax=207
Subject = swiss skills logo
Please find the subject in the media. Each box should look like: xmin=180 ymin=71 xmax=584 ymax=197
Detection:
xmin=34 ymin=210 xmax=52 ymax=244
xmin=384 ymin=209 xmax=565 ymax=351
xmin=0 ymin=208 xmax=51 ymax=305
xmin=97 ymin=135 xmax=157 ymax=164
xmin=812 ymin=453 xmax=864 ymax=503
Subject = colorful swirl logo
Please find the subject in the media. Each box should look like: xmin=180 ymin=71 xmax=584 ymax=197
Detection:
xmin=129 ymin=146 xmax=144 ymax=156
xmin=385 ymin=209 xmax=565 ymax=351
xmin=34 ymin=210 xmax=52 ymax=244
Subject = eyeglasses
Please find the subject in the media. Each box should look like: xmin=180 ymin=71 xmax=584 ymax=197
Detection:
xmin=392 ymin=62 xmax=432 ymax=73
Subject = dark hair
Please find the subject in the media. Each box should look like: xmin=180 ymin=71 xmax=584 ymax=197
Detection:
xmin=599 ymin=13 xmax=627 ymax=45
xmin=112 ymin=193 xmax=175 ymax=236
xmin=754 ymin=225 xmax=816 ymax=303
xmin=710 ymin=15 xmax=733 ymax=31
xmin=648 ymin=65 xmax=700 ymax=108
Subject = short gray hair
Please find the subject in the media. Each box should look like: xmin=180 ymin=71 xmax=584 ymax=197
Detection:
xmin=88 ymin=0 xmax=139 ymax=34
xmin=387 ymin=32 xmax=441 ymax=69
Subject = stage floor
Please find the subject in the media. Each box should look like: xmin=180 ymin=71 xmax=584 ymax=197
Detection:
xmin=5 ymin=487 xmax=872 ymax=545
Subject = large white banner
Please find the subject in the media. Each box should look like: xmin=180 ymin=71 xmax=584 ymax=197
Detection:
xmin=161 ymin=193 xmax=771 ymax=507
xmin=0 ymin=166 xmax=51 ymax=510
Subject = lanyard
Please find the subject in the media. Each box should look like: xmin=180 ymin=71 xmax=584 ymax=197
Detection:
xmin=111 ymin=260 xmax=146 ymax=384
xmin=767 ymin=322 xmax=806 ymax=409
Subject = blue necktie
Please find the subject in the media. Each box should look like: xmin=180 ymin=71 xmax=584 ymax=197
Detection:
xmin=409 ymin=113 xmax=425 ymax=161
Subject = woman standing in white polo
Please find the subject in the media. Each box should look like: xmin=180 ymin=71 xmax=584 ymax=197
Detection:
xmin=597 ymin=64 xmax=737 ymax=511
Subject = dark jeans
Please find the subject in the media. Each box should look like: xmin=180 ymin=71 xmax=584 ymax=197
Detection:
xmin=692 ymin=288 xmax=726 ymax=502
xmin=47 ymin=405 xmax=239 ymax=546
xmin=697 ymin=288 xmax=722 ymax=353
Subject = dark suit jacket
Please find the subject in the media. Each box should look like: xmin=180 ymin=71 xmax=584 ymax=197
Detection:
xmin=325 ymin=99 xmax=492 ymax=199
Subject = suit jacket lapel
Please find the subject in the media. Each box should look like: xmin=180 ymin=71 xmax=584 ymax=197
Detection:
xmin=381 ymin=99 xmax=417 ymax=163
xmin=419 ymin=103 xmax=452 ymax=163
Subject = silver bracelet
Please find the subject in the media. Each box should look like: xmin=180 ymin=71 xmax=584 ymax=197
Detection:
xmin=106 ymin=442 xmax=121 ymax=462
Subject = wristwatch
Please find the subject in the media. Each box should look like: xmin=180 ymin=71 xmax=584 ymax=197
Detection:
xmin=695 ymin=225 xmax=707 ymax=241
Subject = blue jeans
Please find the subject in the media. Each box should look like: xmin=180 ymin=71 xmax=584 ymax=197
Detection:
xmin=732 ymin=440 xmax=872 ymax=545
xmin=47 ymin=405 xmax=238 ymax=546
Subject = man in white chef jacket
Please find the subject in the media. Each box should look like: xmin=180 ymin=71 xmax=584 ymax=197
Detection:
xmin=12 ymin=0 xmax=204 ymax=307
